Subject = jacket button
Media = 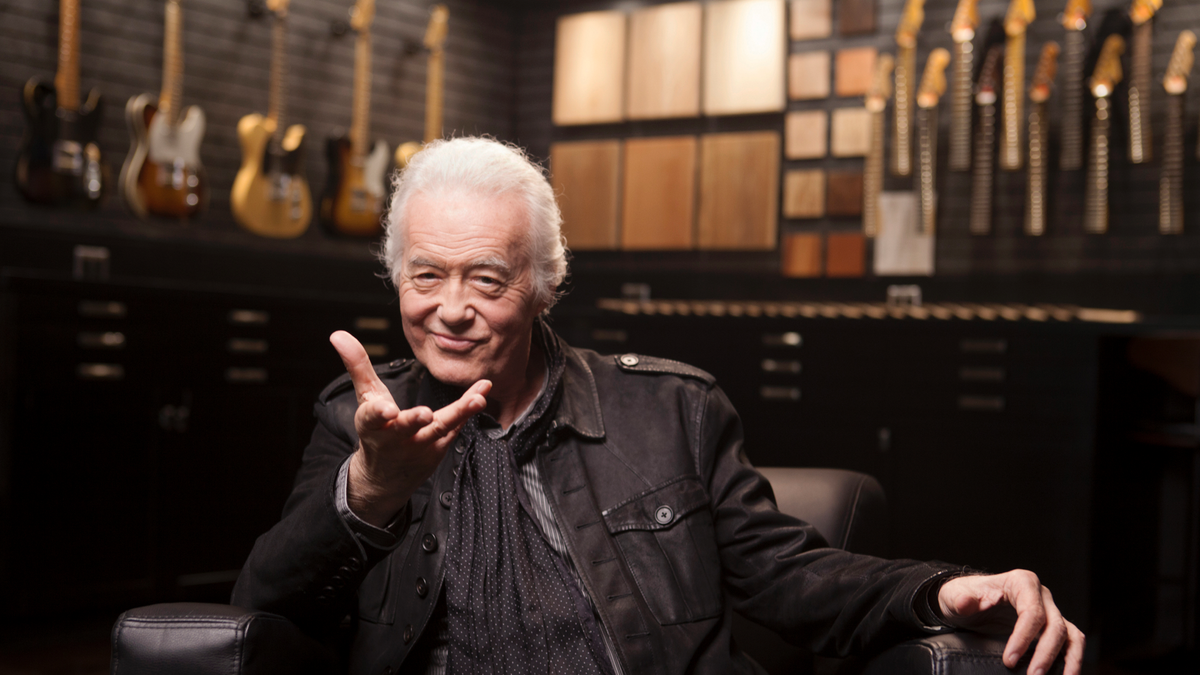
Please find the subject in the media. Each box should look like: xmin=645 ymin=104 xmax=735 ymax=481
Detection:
xmin=330 ymin=575 xmax=346 ymax=589
xmin=619 ymin=354 xmax=639 ymax=367
xmin=422 ymin=533 xmax=438 ymax=552
xmin=654 ymin=505 xmax=674 ymax=524
xmin=403 ymin=624 xmax=414 ymax=644
xmin=346 ymin=557 xmax=362 ymax=572
xmin=383 ymin=667 xmax=393 ymax=675
xmin=440 ymin=491 xmax=453 ymax=508
xmin=456 ymin=438 xmax=469 ymax=454
xmin=416 ymin=576 xmax=429 ymax=598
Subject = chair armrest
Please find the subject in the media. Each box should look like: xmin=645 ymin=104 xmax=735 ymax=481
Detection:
xmin=111 ymin=603 xmax=337 ymax=675
xmin=863 ymin=633 xmax=1064 ymax=675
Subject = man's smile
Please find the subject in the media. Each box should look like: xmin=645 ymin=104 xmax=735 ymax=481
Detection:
xmin=432 ymin=332 xmax=481 ymax=352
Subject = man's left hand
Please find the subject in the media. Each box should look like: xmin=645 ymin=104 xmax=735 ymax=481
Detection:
xmin=937 ymin=570 xmax=1085 ymax=675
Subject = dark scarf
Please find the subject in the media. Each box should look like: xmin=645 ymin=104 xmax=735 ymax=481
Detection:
xmin=438 ymin=324 xmax=611 ymax=675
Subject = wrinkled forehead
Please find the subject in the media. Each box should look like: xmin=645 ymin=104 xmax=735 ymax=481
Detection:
xmin=402 ymin=190 xmax=534 ymax=269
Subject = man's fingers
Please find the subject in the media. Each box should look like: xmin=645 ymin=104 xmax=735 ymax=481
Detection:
xmin=1024 ymin=587 xmax=1068 ymax=675
xmin=356 ymin=398 xmax=400 ymax=431
xmin=330 ymin=331 xmax=390 ymax=403
xmin=1001 ymin=571 xmax=1049 ymax=667
xmin=1062 ymin=622 xmax=1086 ymax=675
xmin=413 ymin=380 xmax=492 ymax=444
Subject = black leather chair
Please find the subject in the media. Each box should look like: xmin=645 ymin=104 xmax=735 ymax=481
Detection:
xmin=111 ymin=468 xmax=1059 ymax=675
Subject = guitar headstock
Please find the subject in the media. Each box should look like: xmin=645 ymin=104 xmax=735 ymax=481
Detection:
xmin=865 ymin=53 xmax=895 ymax=111
xmin=1061 ymin=0 xmax=1091 ymax=31
xmin=1004 ymin=0 xmax=1036 ymax=37
xmin=917 ymin=48 xmax=951 ymax=108
xmin=976 ymin=45 xmax=1004 ymax=103
xmin=266 ymin=0 xmax=291 ymax=18
xmin=1130 ymin=0 xmax=1162 ymax=26
xmin=1164 ymin=30 xmax=1196 ymax=94
xmin=1029 ymin=42 xmax=1061 ymax=102
xmin=950 ymin=0 xmax=979 ymax=42
xmin=424 ymin=5 xmax=449 ymax=53
xmin=350 ymin=0 xmax=375 ymax=32
xmin=1090 ymin=34 xmax=1125 ymax=97
xmin=895 ymin=0 xmax=925 ymax=49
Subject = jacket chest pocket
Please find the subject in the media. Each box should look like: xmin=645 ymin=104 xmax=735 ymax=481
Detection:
xmin=602 ymin=476 xmax=723 ymax=625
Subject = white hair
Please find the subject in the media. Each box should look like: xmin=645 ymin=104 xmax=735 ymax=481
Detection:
xmin=379 ymin=137 xmax=568 ymax=310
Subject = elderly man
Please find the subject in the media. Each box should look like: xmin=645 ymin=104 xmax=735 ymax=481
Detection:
xmin=233 ymin=137 xmax=1084 ymax=675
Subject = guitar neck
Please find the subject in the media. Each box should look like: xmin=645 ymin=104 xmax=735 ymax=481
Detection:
xmin=1160 ymin=93 xmax=1184 ymax=233
xmin=863 ymin=109 xmax=886 ymax=236
xmin=1129 ymin=22 xmax=1154 ymax=164
xmin=1085 ymin=96 xmax=1111 ymax=233
xmin=1060 ymin=30 xmax=1086 ymax=170
xmin=350 ymin=30 xmax=372 ymax=159
xmin=891 ymin=45 xmax=915 ymax=176
xmin=970 ymin=100 xmax=996 ymax=235
xmin=268 ymin=11 xmax=288 ymax=138
xmin=423 ymin=49 xmax=445 ymax=143
xmin=55 ymin=0 xmax=81 ymax=111
xmin=1001 ymin=33 xmax=1025 ymax=170
xmin=159 ymin=0 xmax=184 ymax=124
xmin=917 ymin=106 xmax=938 ymax=234
xmin=1026 ymin=100 xmax=1049 ymax=235
xmin=949 ymin=40 xmax=974 ymax=171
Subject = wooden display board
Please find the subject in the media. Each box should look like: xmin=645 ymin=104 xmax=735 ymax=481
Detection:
xmin=831 ymin=107 xmax=870 ymax=156
xmin=790 ymin=0 xmax=832 ymax=40
xmin=835 ymin=48 xmax=877 ymax=97
xmin=553 ymin=11 xmax=627 ymax=125
xmin=784 ymin=169 xmax=826 ymax=218
xmin=697 ymin=131 xmax=780 ymax=249
xmin=703 ymin=0 xmax=786 ymax=116
xmin=782 ymin=232 xmax=823 ymax=277
xmin=550 ymin=140 xmax=622 ymax=250
xmin=786 ymin=110 xmax=828 ymax=159
xmin=826 ymin=232 xmax=866 ymax=276
xmin=789 ymin=51 xmax=831 ymax=100
xmin=826 ymin=170 xmax=863 ymax=216
xmin=622 ymin=136 xmax=698 ymax=249
xmin=626 ymin=2 xmax=702 ymax=120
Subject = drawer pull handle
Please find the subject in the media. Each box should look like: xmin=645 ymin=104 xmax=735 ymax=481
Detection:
xmin=77 ymin=332 xmax=125 ymax=349
xmin=958 ymin=366 xmax=1005 ymax=382
xmin=77 ymin=363 xmax=124 ymax=381
xmin=363 ymin=343 xmax=388 ymax=358
xmin=354 ymin=317 xmax=390 ymax=331
xmin=960 ymin=339 xmax=1007 ymax=354
xmin=761 ymin=359 xmax=801 ymax=374
xmin=591 ymin=329 xmax=628 ymax=343
xmin=226 ymin=367 xmax=268 ymax=384
xmin=761 ymin=386 xmax=801 ymax=401
xmin=77 ymin=301 xmax=126 ymax=318
xmin=958 ymin=395 xmax=1005 ymax=411
xmin=228 ymin=309 xmax=269 ymax=325
xmin=762 ymin=332 xmax=802 ymax=347
xmin=227 ymin=338 xmax=268 ymax=354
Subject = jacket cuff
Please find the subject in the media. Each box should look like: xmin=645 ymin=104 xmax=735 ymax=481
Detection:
xmin=912 ymin=566 xmax=980 ymax=631
xmin=335 ymin=457 xmax=408 ymax=551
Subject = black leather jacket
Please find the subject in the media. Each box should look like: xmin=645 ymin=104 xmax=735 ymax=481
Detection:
xmin=233 ymin=339 xmax=955 ymax=675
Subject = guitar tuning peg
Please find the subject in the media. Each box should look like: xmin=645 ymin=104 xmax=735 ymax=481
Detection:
xmin=330 ymin=19 xmax=350 ymax=37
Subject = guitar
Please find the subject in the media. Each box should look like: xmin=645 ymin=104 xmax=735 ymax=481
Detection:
xmin=1001 ymin=0 xmax=1035 ymax=171
xmin=916 ymin=49 xmax=950 ymax=235
xmin=396 ymin=5 xmax=450 ymax=168
xmin=1127 ymin=0 xmax=1162 ymax=164
xmin=321 ymin=0 xmax=389 ymax=237
xmin=1026 ymin=42 xmax=1060 ymax=236
xmin=1160 ymin=31 xmax=1195 ymax=234
xmin=231 ymin=0 xmax=312 ymax=239
xmin=1085 ymin=35 xmax=1125 ymax=235
xmin=948 ymin=0 xmax=979 ymax=172
xmin=970 ymin=45 xmax=1004 ymax=236
xmin=1059 ymin=0 xmax=1092 ymax=171
xmin=15 ymin=0 xmax=106 ymax=208
xmin=119 ymin=0 xmax=207 ymax=220
xmin=863 ymin=54 xmax=895 ymax=237
xmin=891 ymin=0 xmax=924 ymax=177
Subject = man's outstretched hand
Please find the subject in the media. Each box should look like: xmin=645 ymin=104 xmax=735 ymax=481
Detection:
xmin=938 ymin=570 xmax=1085 ymax=675
xmin=329 ymin=331 xmax=489 ymax=526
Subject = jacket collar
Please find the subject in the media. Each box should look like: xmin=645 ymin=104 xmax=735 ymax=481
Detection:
xmin=554 ymin=343 xmax=605 ymax=440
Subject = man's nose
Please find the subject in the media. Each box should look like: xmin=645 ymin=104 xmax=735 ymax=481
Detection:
xmin=436 ymin=281 xmax=475 ymax=326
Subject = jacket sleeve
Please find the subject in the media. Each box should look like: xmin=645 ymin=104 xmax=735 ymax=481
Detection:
xmin=231 ymin=388 xmax=412 ymax=634
xmin=698 ymin=384 xmax=957 ymax=657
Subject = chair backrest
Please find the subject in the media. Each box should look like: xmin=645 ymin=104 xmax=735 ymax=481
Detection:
xmin=756 ymin=467 xmax=889 ymax=556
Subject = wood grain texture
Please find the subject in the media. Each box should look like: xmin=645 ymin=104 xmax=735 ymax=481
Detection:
xmin=784 ymin=169 xmax=826 ymax=218
xmin=552 ymin=11 xmax=626 ymax=126
xmin=781 ymin=232 xmax=823 ymax=277
xmin=837 ymin=0 xmax=876 ymax=36
xmin=825 ymin=232 xmax=866 ymax=277
xmin=835 ymin=47 xmax=877 ymax=97
xmin=831 ymin=107 xmax=870 ymax=157
xmin=626 ymin=2 xmax=702 ymax=120
xmin=789 ymin=51 xmax=831 ymax=100
xmin=786 ymin=110 xmax=828 ymax=159
xmin=622 ymin=136 xmax=697 ymax=249
xmin=826 ymin=170 xmax=863 ymax=216
xmin=697 ymin=131 xmax=780 ymax=250
xmin=550 ymin=140 xmax=622 ymax=250
xmin=703 ymin=0 xmax=786 ymax=116
xmin=790 ymin=0 xmax=832 ymax=40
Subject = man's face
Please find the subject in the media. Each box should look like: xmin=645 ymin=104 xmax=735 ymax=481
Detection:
xmin=398 ymin=191 xmax=546 ymax=390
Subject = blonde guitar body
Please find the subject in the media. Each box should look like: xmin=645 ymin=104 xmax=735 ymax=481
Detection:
xmin=231 ymin=112 xmax=312 ymax=239
xmin=120 ymin=93 xmax=207 ymax=219
xmin=322 ymin=136 xmax=389 ymax=236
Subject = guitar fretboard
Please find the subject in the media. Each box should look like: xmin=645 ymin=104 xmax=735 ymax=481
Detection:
xmin=970 ymin=101 xmax=996 ymax=235
xmin=1085 ymin=97 xmax=1111 ymax=234
xmin=159 ymin=0 xmax=184 ymax=125
xmin=268 ymin=11 xmax=288 ymax=141
xmin=1060 ymin=30 xmax=1086 ymax=170
xmin=1160 ymin=94 xmax=1184 ymax=234
xmin=917 ymin=106 xmax=938 ymax=234
xmin=891 ymin=46 xmax=915 ymax=176
xmin=863 ymin=109 xmax=886 ymax=237
xmin=1129 ymin=22 xmax=1154 ymax=164
xmin=424 ymin=48 xmax=445 ymax=143
xmin=1025 ymin=101 xmax=1048 ymax=235
xmin=949 ymin=40 xmax=973 ymax=171
xmin=55 ymin=0 xmax=81 ymax=111
xmin=351 ymin=29 xmax=372 ymax=159
xmin=1001 ymin=33 xmax=1025 ymax=170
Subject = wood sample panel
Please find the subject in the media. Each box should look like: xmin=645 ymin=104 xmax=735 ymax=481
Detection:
xmin=622 ymin=136 xmax=698 ymax=249
xmin=786 ymin=110 xmax=828 ymax=159
xmin=627 ymin=2 xmax=702 ymax=120
xmin=703 ymin=0 xmax=786 ymax=116
xmin=697 ymin=131 xmax=780 ymax=250
xmin=826 ymin=232 xmax=866 ymax=277
xmin=550 ymin=140 xmax=622 ymax=250
xmin=784 ymin=169 xmax=826 ymax=218
xmin=838 ymin=0 xmax=876 ymax=35
xmin=831 ymin=107 xmax=870 ymax=157
xmin=553 ymin=12 xmax=627 ymax=125
xmin=835 ymin=48 xmax=877 ymax=97
xmin=789 ymin=51 xmax=831 ymax=100
xmin=790 ymin=0 xmax=832 ymax=40
xmin=826 ymin=170 xmax=863 ymax=216
xmin=782 ymin=232 xmax=823 ymax=277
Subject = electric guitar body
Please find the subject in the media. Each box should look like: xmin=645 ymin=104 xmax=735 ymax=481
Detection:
xmin=120 ymin=93 xmax=208 ymax=219
xmin=15 ymin=78 xmax=106 ymax=208
xmin=322 ymin=134 xmax=390 ymax=236
xmin=231 ymin=112 xmax=312 ymax=239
